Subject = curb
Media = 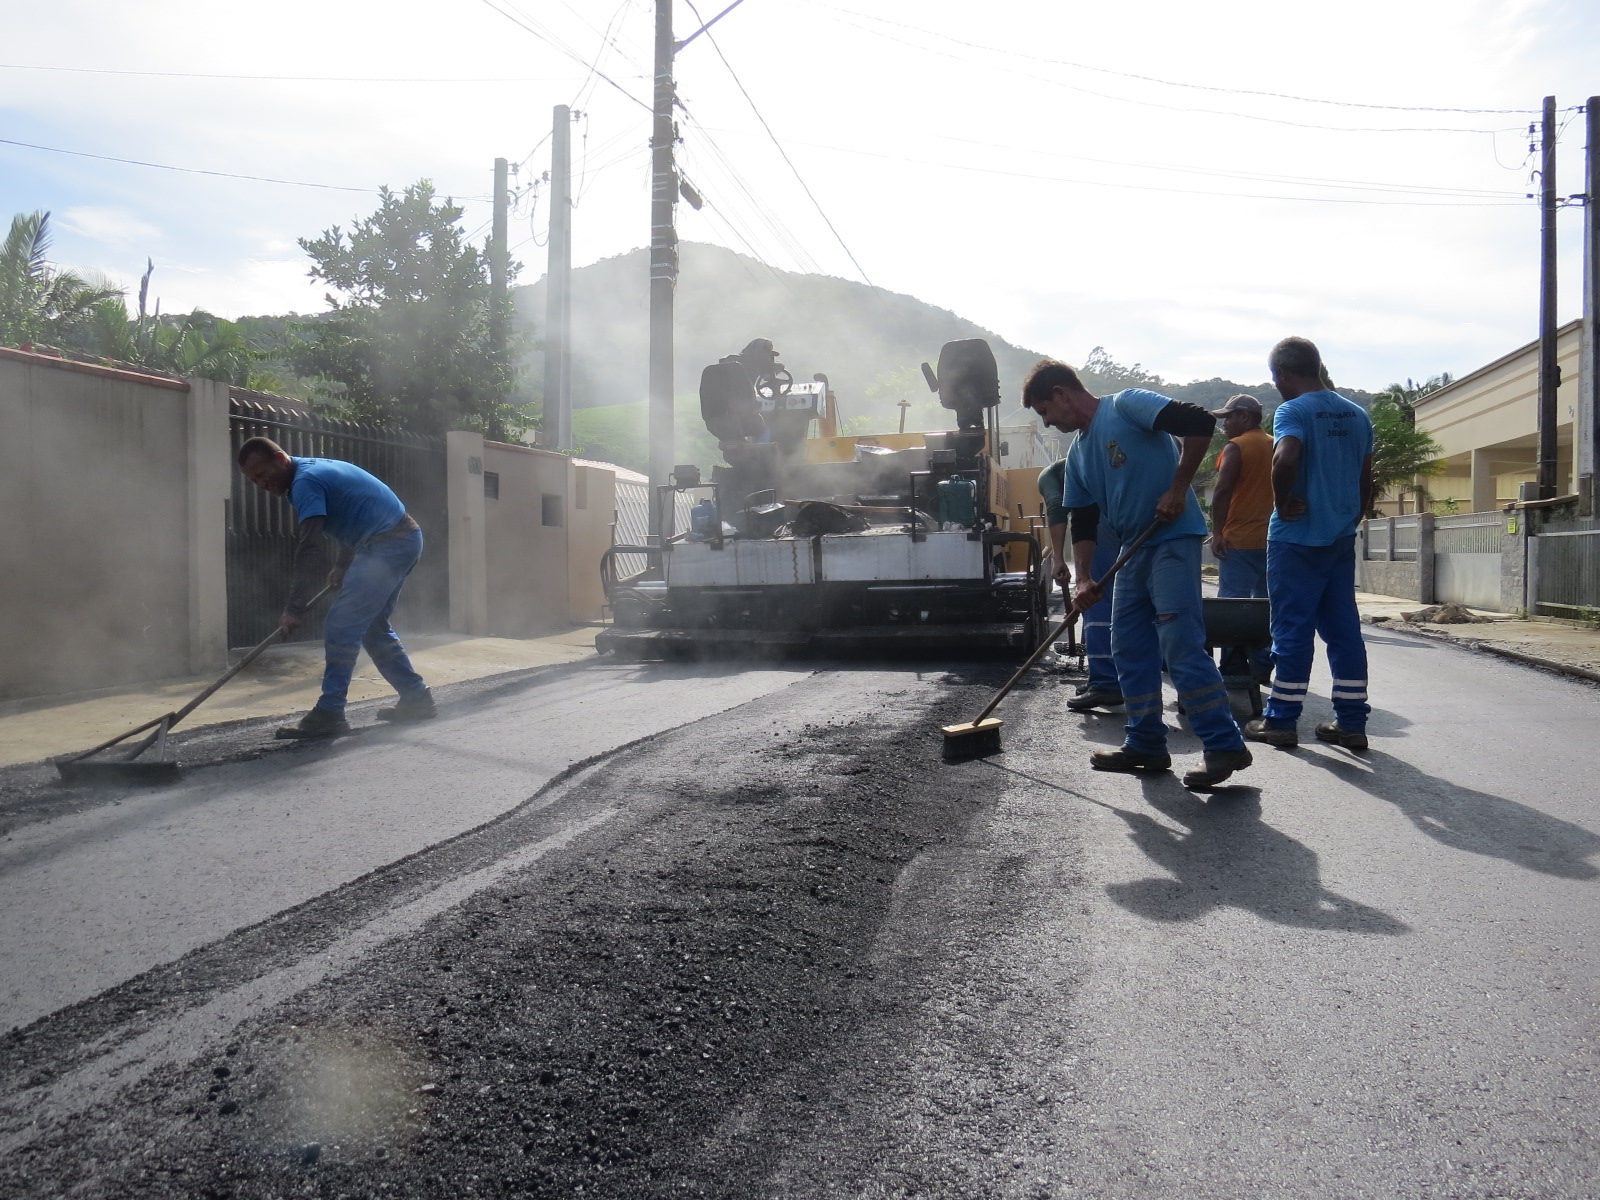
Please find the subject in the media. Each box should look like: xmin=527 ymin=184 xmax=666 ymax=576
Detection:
xmin=1364 ymin=616 xmax=1600 ymax=688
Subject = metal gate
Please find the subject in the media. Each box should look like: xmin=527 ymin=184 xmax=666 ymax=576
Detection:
xmin=1434 ymin=512 xmax=1505 ymax=610
xmin=227 ymin=394 xmax=449 ymax=647
xmin=1534 ymin=515 xmax=1600 ymax=614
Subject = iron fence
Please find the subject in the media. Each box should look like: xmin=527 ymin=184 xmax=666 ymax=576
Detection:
xmin=1363 ymin=515 xmax=1420 ymax=561
xmin=1534 ymin=515 xmax=1600 ymax=611
xmin=1433 ymin=511 xmax=1505 ymax=555
xmin=227 ymin=395 xmax=449 ymax=647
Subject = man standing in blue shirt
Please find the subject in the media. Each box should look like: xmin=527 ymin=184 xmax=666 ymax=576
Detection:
xmin=1244 ymin=338 xmax=1374 ymax=751
xmin=1023 ymin=360 xmax=1251 ymax=789
xmin=237 ymin=437 xmax=436 ymax=738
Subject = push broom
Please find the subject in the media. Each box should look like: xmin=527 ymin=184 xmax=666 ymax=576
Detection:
xmin=941 ymin=520 xmax=1160 ymax=760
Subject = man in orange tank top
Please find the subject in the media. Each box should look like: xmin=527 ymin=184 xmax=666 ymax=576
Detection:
xmin=1208 ymin=394 xmax=1274 ymax=680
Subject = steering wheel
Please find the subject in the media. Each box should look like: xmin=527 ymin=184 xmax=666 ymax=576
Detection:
xmin=754 ymin=368 xmax=794 ymax=400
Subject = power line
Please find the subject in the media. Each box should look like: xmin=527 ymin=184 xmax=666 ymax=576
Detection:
xmin=817 ymin=8 xmax=1519 ymax=135
xmin=0 ymin=62 xmax=590 ymax=84
xmin=683 ymin=0 xmax=877 ymax=288
xmin=0 ymin=135 xmax=378 ymax=193
xmin=810 ymin=3 xmax=1537 ymax=116
xmin=476 ymin=0 xmax=651 ymax=112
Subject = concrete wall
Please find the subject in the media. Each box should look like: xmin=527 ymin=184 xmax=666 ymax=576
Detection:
xmin=0 ymin=349 xmax=228 ymax=701
xmin=568 ymin=462 xmax=617 ymax=622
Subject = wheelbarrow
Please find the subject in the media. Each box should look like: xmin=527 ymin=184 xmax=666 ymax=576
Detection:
xmin=1202 ymin=596 xmax=1270 ymax=719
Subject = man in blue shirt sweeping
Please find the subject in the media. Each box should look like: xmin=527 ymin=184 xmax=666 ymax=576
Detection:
xmin=1023 ymin=360 xmax=1252 ymax=789
xmin=1243 ymin=337 xmax=1374 ymax=751
xmin=237 ymin=436 xmax=436 ymax=738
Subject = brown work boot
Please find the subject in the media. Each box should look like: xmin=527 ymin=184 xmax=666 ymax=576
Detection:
xmin=1243 ymin=718 xmax=1298 ymax=747
xmin=378 ymin=688 xmax=438 ymax=723
xmin=1091 ymin=747 xmax=1172 ymax=774
xmin=1314 ymin=721 xmax=1368 ymax=751
xmin=275 ymin=707 xmax=350 ymax=740
xmin=1182 ymin=747 xmax=1254 ymax=790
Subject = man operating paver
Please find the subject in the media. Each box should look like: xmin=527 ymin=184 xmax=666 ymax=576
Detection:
xmin=1243 ymin=337 xmax=1374 ymax=751
xmin=237 ymin=436 xmax=436 ymax=738
xmin=1039 ymin=458 xmax=1123 ymax=711
xmin=1207 ymin=393 xmax=1275 ymax=682
xmin=1023 ymin=360 xmax=1251 ymax=788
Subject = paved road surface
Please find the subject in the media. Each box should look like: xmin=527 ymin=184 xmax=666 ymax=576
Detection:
xmin=1 ymin=630 xmax=1596 ymax=1198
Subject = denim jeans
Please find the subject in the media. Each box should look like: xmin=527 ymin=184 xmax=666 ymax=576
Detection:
xmin=1082 ymin=537 xmax=1120 ymax=691
xmin=1111 ymin=535 xmax=1245 ymax=755
xmin=1216 ymin=546 xmax=1272 ymax=680
xmin=315 ymin=527 xmax=428 ymax=715
xmin=1264 ymin=535 xmax=1368 ymax=732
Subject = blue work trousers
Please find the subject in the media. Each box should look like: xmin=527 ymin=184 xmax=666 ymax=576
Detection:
xmin=1111 ymin=535 xmax=1245 ymax=755
xmin=1264 ymin=535 xmax=1369 ymax=732
xmin=1216 ymin=546 xmax=1272 ymax=680
xmin=1083 ymin=537 xmax=1120 ymax=690
xmin=315 ymin=527 xmax=428 ymax=715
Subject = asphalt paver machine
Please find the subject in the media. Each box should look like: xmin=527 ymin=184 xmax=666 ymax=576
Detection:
xmin=597 ymin=338 xmax=1049 ymax=659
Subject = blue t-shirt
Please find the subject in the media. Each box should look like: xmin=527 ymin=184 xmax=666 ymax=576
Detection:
xmin=1268 ymin=390 xmax=1373 ymax=546
xmin=1061 ymin=389 xmax=1208 ymax=545
xmin=288 ymin=457 xmax=407 ymax=547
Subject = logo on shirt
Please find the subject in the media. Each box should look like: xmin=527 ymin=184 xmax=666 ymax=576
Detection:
xmin=1106 ymin=440 xmax=1128 ymax=469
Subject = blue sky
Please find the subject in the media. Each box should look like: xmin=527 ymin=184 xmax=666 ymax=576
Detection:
xmin=3 ymin=0 xmax=1596 ymax=393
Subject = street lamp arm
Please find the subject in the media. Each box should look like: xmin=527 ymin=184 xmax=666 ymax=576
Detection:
xmin=675 ymin=0 xmax=747 ymax=52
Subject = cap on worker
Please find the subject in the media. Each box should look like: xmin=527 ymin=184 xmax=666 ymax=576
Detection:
xmin=1211 ymin=393 xmax=1263 ymax=418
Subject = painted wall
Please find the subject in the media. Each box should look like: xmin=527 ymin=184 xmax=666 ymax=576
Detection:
xmin=0 ymin=350 xmax=228 ymax=701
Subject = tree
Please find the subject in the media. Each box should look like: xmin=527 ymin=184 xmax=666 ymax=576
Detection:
xmin=292 ymin=181 xmax=520 ymax=438
xmin=1368 ymin=375 xmax=1450 ymax=514
xmin=0 ymin=211 xmax=121 ymax=349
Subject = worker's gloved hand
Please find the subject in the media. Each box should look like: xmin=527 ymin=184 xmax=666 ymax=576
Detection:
xmin=1154 ymin=485 xmax=1186 ymax=522
xmin=278 ymin=610 xmax=303 ymax=635
xmin=1209 ymin=531 xmax=1230 ymax=559
xmin=327 ymin=565 xmax=347 ymax=590
xmin=1072 ymin=579 xmax=1103 ymax=614
xmin=1277 ymin=495 xmax=1308 ymax=521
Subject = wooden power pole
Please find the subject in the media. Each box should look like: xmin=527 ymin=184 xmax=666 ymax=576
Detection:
xmin=648 ymin=0 xmax=677 ymax=534
xmin=1537 ymin=95 xmax=1560 ymax=499
xmin=545 ymin=105 xmax=574 ymax=451
xmin=490 ymin=156 xmax=510 ymax=433
xmin=1581 ymin=96 xmax=1600 ymax=515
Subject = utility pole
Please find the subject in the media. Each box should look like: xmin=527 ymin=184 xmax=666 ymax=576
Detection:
xmin=545 ymin=105 xmax=574 ymax=451
xmin=490 ymin=156 xmax=510 ymax=440
xmin=1537 ymin=95 xmax=1560 ymax=499
xmin=648 ymin=0 xmax=678 ymax=533
xmin=1581 ymin=96 xmax=1600 ymax=515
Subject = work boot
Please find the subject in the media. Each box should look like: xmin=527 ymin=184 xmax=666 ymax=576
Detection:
xmin=1243 ymin=718 xmax=1298 ymax=747
xmin=1090 ymin=746 xmax=1172 ymax=774
xmin=1314 ymin=721 xmax=1368 ymax=751
xmin=1067 ymin=685 xmax=1124 ymax=712
xmin=378 ymin=688 xmax=438 ymax=723
xmin=1182 ymin=746 xmax=1254 ymax=789
xmin=275 ymin=707 xmax=350 ymax=740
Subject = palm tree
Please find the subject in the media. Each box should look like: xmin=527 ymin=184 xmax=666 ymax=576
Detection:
xmin=0 ymin=211 xmax=123 ymax=348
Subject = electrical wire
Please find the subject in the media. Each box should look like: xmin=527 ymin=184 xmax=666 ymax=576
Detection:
xmin=0 ymin=62 xmax=591 ymax=84
xmin=808 ymin=2 xmax=1537 ymax=116
xmin=682 ymin=0 xmax=877 ymax=288
xmin=0 ymin=135 xmax=378 ymax=192
xmin=476 ymin=0 xmax=650 ymax=112
xmin=817 ymin=8 xmax=1519 ymax=135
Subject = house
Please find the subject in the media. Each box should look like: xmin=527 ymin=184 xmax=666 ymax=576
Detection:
xmin=1411 ymin=318 xmax=1584 ymax=512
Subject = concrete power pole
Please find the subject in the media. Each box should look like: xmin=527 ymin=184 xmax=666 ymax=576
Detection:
xmin=490 ymin=156 xmax=510 ymax=439
xmin=648 ymin=0 xmax=678 ymax=534
xmin=1537 ymin=95 xmax=1560 ymax=499
xmin=1581 ymin=97 xmax=1600 ymax=515
xmin=545 ymin=105 xmax=574 ymax=451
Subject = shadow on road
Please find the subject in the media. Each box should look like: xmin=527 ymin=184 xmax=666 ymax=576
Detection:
xmin=1297 ymin=747 xmax=1600 ymax=881
xmin=1102 ymin=783 xmax=1410 ymax=933
xmin=977 ymin=760 xmax=1408 ymax=934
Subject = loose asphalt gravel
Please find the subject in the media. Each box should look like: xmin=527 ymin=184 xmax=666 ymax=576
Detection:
xmin=2 ymin=632 xmax=1598 ymax=1199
